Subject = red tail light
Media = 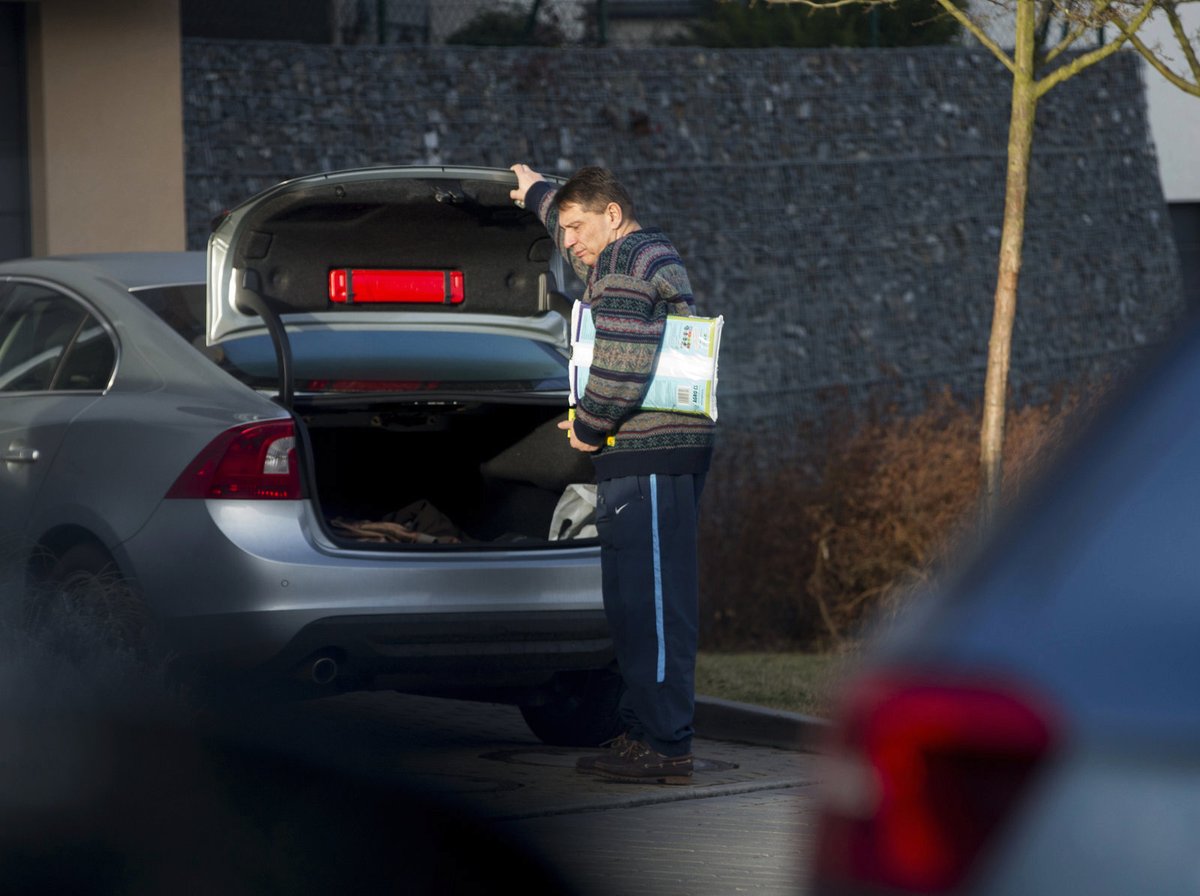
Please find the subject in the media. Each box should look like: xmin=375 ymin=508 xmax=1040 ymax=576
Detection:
xmin=328 ymin=268 xmax=464 ymax=304
xmin=166 ymin=420 xmax=300 ymax=500
xmin=813 ymin=675 xmax=1056 ymax=893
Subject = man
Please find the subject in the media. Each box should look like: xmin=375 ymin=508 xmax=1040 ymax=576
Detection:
xmin=510 ymin=164 xmax=715 ymax=784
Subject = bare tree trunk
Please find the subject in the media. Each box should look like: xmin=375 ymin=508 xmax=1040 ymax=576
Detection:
xmin=980 ymin=0 xmax=1039 ymax=524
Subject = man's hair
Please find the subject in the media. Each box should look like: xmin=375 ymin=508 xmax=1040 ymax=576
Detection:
xmin=555 ymin=166 xmax=637 ymax=221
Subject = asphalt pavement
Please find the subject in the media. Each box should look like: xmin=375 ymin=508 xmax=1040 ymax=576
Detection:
xmin=210 ymin=690 xmax=830 ymax=895
xmin=3 ymin=599 xmax=828 ymax=894
xmin=2 ymin=675 xmax=826 ymax=895
xmin=499 ymin=695 xmax=829 ymax=895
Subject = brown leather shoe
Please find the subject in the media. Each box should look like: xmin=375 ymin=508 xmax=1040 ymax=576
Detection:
xmin=576 ymin=732 xmax=637 ymax=773
xmin=590 ymin=740 xmax=693 ymax=785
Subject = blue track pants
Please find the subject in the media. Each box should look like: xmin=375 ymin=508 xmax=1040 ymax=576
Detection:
xmin=595 ymin=472 xmax=704 ymax=758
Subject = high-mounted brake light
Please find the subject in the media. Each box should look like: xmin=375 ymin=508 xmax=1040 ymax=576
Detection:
xmin=328 ymin=268 xmax=464 ymax=305
xmin=166 ymin=420 xmax=300 ymax=500
xmin=812 ymin=675 xmax=1057 ymax=894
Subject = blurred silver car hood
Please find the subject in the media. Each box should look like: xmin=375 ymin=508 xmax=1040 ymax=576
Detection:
xmin=206 ymin=166 xmax=570 ymax=349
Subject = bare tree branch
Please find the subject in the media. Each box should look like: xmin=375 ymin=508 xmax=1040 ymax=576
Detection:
xmin=930 ymin=0 xmax=1019 ymax=72
xmin=1042 ymin=19 xmax=1092 ymax=61
xmin=1126 ymin=29 xmax=1200 ymax=92
xmin=1043 ymin=0 xmax=1113 ymax=63
xmin=1112 ymin=2 xmax=1200 ymax=95
xmin=1036 ymin=0 xmax=1156 ymax=95
xmin=1164 ymin=1 xmax=1200 ymax=83
xmin=755 ymin=0 xmax=1015 ymax=68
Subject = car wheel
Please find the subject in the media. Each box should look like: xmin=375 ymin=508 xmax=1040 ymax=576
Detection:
xmin=520 ymin=668 xmax=625 ymax=747
xmin=30 ymin=541 xmax=158 ymax=663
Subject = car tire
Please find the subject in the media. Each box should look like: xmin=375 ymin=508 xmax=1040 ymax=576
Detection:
xmin=32 ymin=541 xmax=158 ymax=663
xmin=520 ymin=668 xmax=625 ymax=747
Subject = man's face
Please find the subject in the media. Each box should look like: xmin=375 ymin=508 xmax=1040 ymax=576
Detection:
xmin=558 ymin=201 xmax=620 ymax=266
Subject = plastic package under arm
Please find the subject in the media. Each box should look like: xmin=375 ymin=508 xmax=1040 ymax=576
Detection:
xmin=572 ymin=274 xmax=665 ymax=442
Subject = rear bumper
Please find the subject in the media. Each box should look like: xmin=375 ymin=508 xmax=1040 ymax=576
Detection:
xmin=121 ymin=498 xmax=608 ymax=681
xmin=165 ymin=608 xmax=613 ymax=695
xmin=261 ymin=609 xmax=613 ymax=689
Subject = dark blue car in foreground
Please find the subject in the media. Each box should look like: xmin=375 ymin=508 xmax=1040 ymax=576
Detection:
xmin=810 ymin=309 xmax=1200 ymax=895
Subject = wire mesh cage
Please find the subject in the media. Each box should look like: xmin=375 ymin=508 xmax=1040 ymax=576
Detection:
xmin=181 ymin=1 xmax=696 ymax=48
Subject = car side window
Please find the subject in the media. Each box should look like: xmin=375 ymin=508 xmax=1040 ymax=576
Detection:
xmin=0 ymin=283 xmax=116 ymax=393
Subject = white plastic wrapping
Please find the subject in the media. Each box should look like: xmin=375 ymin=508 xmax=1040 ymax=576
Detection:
xmin=569 ymin=301 xmax=722 ymax=421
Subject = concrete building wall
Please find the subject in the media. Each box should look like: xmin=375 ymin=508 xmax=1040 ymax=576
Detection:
xmin=25 ymin=0 xmax=184 ymax=255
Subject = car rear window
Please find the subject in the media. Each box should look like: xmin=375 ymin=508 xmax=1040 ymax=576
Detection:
xmin=218 ymin=329 xmax=568 ymax=394
xmin=132 ymin=283 xmax=568 ymax=394
xmin=132 ymin=284 xmax=207 ymax=345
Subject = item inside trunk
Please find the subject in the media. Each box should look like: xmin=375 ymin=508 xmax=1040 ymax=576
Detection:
xmin=300 ymin=399 xmax=597 ymax=546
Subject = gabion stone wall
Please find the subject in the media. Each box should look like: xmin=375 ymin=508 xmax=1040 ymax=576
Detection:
xmin=183 ymin=41 xmax=1184 ymax=438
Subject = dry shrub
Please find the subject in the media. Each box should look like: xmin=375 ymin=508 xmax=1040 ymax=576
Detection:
xmin=699 ymin=386 xmax=1099 ymax=650
xmin=804 ymin=388 xmax=1093 ymax=646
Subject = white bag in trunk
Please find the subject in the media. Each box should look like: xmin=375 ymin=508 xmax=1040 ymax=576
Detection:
xmin=549 ymin=483 xmax=598 ymax=541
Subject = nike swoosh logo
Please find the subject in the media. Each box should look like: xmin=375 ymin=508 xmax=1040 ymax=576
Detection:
xmin=615 ymin=503 xmax=630 ymax=515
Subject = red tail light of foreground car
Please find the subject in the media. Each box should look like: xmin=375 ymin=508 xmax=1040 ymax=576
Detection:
xmin=166 ymin=420 xmax=300 ymax=500
xmin=811 ymin=674 xmax=1059 ymax=894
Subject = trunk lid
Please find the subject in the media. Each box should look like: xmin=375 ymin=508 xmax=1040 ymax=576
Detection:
xmin=207 ymin=167 xmax=574 ymax=351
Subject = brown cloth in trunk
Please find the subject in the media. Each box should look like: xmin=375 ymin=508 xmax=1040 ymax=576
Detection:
xmin=330 ymin=500 xmax=466 ymax=544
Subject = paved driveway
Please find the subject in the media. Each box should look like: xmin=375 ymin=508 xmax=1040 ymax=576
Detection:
xmin=219 ymin=691 xmax=822 ymax=895
xmin=1 ymin=601 xmax=820 ymax=895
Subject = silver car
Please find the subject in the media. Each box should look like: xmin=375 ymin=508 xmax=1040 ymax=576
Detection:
xmin=0 ymin=166 xmax=619 ymax=745
xmin=807 ymin=313 xmax=1200 ymax=893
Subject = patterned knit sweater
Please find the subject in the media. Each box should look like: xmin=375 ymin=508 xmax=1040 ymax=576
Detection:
xmin=528 ymin=181 xmax=715 ymax=480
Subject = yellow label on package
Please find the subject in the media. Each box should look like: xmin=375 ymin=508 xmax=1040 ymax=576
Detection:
xmin=570 ymin=302 xmax=722 ymax=421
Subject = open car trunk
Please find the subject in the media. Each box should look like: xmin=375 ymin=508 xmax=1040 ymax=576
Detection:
xmin=203 ymin=167 xmax=594 ymax=546
xmin=299 ymin=395 xmax=597 ymax=547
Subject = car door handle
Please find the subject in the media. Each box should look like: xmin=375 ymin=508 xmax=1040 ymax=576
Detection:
xmin=2 ymin=444 xmax=40 ymax=464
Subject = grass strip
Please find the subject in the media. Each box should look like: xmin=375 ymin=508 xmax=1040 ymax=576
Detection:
xmin=695 ymin=651 xmax=854 ymax=717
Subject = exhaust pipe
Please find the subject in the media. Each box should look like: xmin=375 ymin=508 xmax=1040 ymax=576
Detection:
xmin=309 ymin=655 xmax=339 ymax=686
